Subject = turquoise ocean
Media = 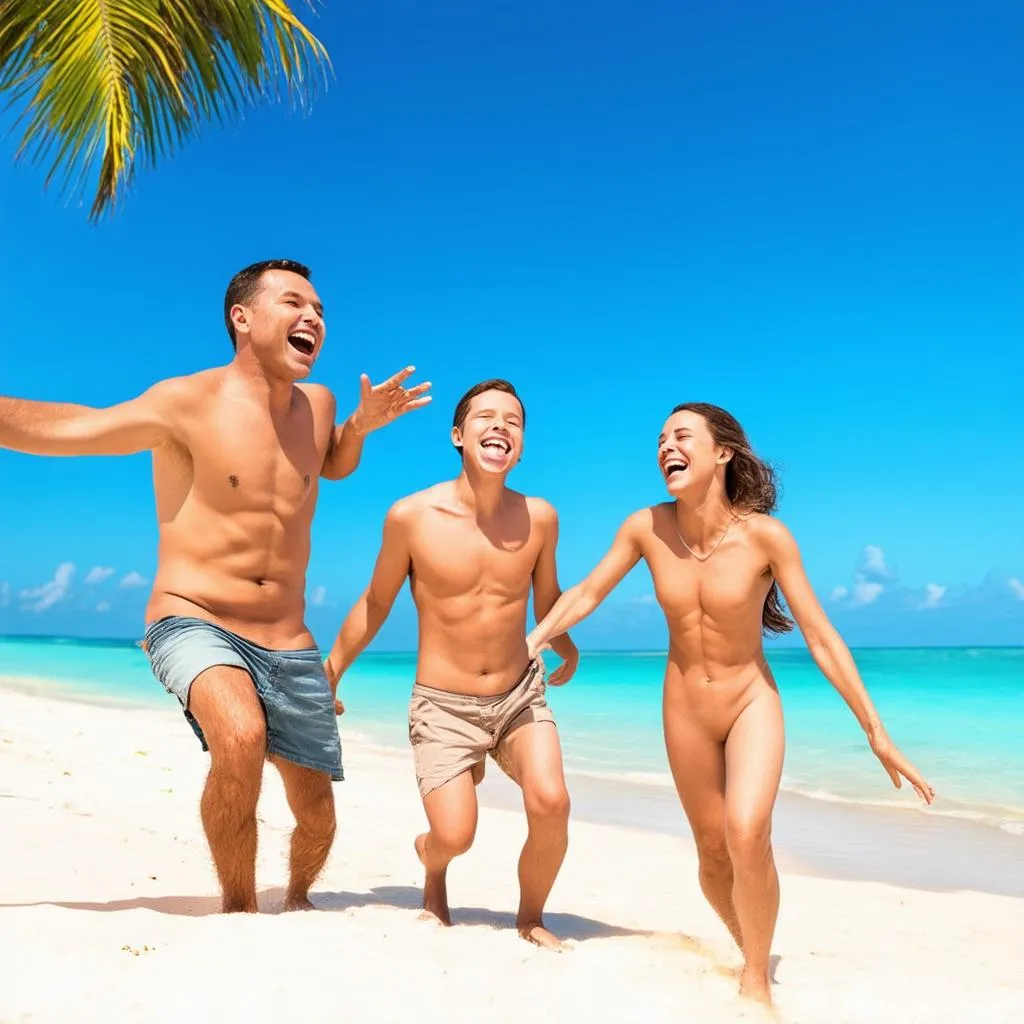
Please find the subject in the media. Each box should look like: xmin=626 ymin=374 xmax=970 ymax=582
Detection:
xmin=2 ymin=636 xmax=1022 ymax=837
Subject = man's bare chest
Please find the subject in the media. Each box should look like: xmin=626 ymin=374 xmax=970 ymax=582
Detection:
xmin=178 ymin=404 xmax=327 ymax=511
xmin=411 ymin=518 xmax=540 ymax=598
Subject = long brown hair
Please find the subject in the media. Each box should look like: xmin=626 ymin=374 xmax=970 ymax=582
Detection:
xmin=672 ymin=402 xmax=793 ymax=635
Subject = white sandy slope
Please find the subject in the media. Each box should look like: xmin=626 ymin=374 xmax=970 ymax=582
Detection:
xmin=0 ymin=684 xmax=1021 ymax=1024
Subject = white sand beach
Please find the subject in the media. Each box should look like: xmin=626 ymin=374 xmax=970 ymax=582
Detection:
xmin=1 ymin=683 xmax=1021 ymax=1024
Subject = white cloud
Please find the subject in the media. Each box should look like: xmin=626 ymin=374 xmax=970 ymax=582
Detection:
xmin=851 ymin=581 xmax=883 ymax=607
xmin=96 ymin=601 xmax=111 ymax=613
xmin=0 ymin=582 xmax=9 ymax=608
xmin=20 ymin=562 xmax=76 ymax=612
xmin=829 ymin=545 xmax=896 ymax=608
xmin=920 ymin=583 xmax=946 ymax=610
xmin=859 ymin=545 xmax=895 ymax=582
xmin=120 ymin=572 xmax=148 ymax=589
xmin=630 ymin=593 xmax=657 ymax=605
xmin=85 ymin=566 xmax=115 ymax=586
xmin=1009 ymin=578 xmax=1024 ymax=601
xmin=309 ymin=585 xmax=327 ymax=607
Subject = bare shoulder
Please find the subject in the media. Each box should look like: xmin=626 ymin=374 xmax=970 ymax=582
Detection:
xmin=296 ymin=381 xmax=335 ymax=410
xmin=158 ymin=366 xmax=255 ymax=406
xmin=629 ymin=504 xmax=663 ymax=536
xmin=744 ymin=514 xmax=798 ymax=557
xmin=148 ymin=369 xmax=210 ymax=399
xmin=295 ymin=382 xmax=337 ymax=428
xmin=140 ymin=371 xmax=217 ymax=420
xmin=524 ymin=494 xmax=558 ymax=526
xmin=388 ymin=484 xmax=444 ymax=525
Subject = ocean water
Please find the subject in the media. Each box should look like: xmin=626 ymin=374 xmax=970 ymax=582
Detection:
xmin=1 ymin=637 xmax=1022 ymax=836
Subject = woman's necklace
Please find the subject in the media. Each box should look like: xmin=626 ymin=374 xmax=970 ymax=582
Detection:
xmin=673 ymin=513 xmax=733 ymax=562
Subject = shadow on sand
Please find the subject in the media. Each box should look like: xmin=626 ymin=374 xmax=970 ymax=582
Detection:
xmin=1 ymin=884 xmax=709 ymax=948
xmin=316 ymin=884 xmax=653 ymax=941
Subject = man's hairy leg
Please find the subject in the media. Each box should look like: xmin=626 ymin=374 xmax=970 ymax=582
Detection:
xmin=189 ymin=667 xmax=267 ymax=913
xmin=271 ymin=756 xmax=337 ymax=910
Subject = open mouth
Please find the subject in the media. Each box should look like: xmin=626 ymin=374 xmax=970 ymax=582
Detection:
xmin=664 ymin=460 xmax=688 ymax=480
xmin=480 ymin=437 xmax=512 ymax=457
xmin=288 ymin=331 xmax=316 ymax=357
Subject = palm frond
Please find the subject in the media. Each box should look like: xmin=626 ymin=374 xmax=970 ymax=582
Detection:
xmin=0 ymin=0 xmax=330 ymax=219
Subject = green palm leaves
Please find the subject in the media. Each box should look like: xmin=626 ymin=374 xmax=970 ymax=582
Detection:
xmin=0 ymin=0 xmax=329 ymax=218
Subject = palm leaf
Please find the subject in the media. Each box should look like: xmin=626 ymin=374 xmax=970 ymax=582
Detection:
xmin=0 ymin=0 xmax=330 ymax=219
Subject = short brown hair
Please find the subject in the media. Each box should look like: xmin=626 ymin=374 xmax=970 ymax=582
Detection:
xmin=224 ymin=259 xmax=312 ymax=349
xmin=452 ymin=379 xmax=525 ymax=456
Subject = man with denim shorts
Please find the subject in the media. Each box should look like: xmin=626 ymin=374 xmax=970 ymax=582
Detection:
xmin=0 ymin=259 xmax=430 ymax=912
xmin=324 ymin=379 xmax=579 ymax=947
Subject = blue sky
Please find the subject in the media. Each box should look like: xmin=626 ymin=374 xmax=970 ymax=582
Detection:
xmin=1 ymin=0 xmax=1022 ymax=648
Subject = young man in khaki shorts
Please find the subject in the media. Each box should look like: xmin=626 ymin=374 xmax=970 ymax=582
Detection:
xmin=325 ymin=379 xmax=579 ymax=947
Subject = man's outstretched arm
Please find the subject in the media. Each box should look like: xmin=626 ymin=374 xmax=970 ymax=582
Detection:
xmin=321 ymin=367 xmax=431 ymax=481
xmin=0 ymin=381 xmax=180 ymax=457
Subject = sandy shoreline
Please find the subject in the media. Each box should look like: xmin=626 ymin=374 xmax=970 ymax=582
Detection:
xmin=4 ymin=671 xmax=1020 ymax=897
xmin=1 ymin=684 xmax=1022 ymax=1023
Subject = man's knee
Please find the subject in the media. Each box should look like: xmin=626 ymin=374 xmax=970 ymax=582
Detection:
xmin=524 ymin=781 xmax=571 ymax=826
xmin=297 ymin=787 xmax=337 ymax=843
xmin=210 ymin=717 xmax=267 ymax=772
xmin=433 ymin=820 xmax=476 ymax=858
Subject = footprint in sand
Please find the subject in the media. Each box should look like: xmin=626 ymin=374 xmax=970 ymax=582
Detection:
xmin=649 ymin=931 xmax=723 ymax=962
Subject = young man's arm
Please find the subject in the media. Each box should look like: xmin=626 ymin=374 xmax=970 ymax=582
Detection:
xmin=0 ymin=381 xmax=181 ymax=457
xmin=321 ymin=368 xmax=432 ymax=481
xmin=323 ymin=501 xmax=414 ymax=711
xmin=531 ymin=502 xmax=579 ymax=685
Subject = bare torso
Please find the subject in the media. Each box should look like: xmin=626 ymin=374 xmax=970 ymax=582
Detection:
xmin=147 ymin=369 xmax=336 ymax=648
xmin=403 ymin=483 xmax=550 ymax=695
xmin=636 ymin=504 xmax=779 ymax=739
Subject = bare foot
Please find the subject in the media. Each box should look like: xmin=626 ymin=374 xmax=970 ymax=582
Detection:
xmin=415 ymin=833 xmax=452 ymax=926
xmin=735 ymin=993 xmax=780 ymax=1023
xmin=221 ymin=897 xmax=258 ymax=914
xmin=517 ymin=921 xmax=567 ymax=950
xmin=284 ymin=895 xmax=316 ymax=912
xmin=738 ymin=966 xmax=773 ymax=1007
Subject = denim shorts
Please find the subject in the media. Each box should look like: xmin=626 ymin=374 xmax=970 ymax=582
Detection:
xmin=142 ymin=616 xmax=343 ymax=781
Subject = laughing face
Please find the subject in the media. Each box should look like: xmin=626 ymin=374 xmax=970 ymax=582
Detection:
xmin=452 ymin=389 xmax=524 ymax=476
xmin=657 ymin=409 xmax=731 ymax=498
xmin=230 ymin=269 xmax=325 ymax=380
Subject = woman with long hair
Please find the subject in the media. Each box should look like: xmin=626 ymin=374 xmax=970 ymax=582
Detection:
xmin=527 ymin=403 xmax=934 ymax=1007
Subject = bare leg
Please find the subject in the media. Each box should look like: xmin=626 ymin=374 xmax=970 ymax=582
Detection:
xmin=271 ymin=756 xmax=337 ymax=911
xmin=664 ymin=705 xmax=742 ymax=949
xmin=724 ymin=688 xmax=785 ymax=1006
xmin=188 ymin=667 xmax=267 ymax=913
xmin=416 ymin=770 xmax=478 ymax=925
xmin=499 ymin=722 xmax=570 ymax=949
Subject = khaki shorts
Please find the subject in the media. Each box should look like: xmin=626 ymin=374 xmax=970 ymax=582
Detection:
xmin=409 ymin=659 xmax=555 ymax=798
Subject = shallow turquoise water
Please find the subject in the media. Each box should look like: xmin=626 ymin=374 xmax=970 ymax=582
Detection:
xmin=2 ymin=637 xmax=1021 ymax=833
